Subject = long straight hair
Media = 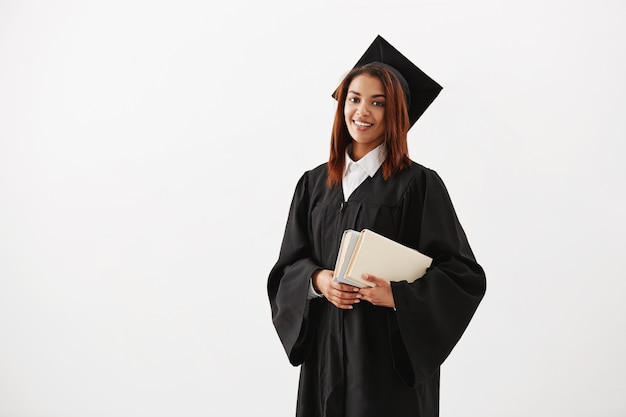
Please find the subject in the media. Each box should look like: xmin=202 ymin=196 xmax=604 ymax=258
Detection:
xmin=327 ymin=63 xmax=411 ymax=187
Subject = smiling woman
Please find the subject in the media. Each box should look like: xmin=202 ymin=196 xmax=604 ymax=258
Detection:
xmin=267 ymin=35 xmax=486 ymax=417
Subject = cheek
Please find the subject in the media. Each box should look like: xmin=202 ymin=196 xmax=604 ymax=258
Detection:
xmin=374 ymin=110 xmax=385 ymax=125
xmin=344 ymin=109 xmax=354 ymax=125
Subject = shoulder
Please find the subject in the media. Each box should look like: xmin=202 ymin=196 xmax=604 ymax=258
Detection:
xmin=306 ymin=162 xmax=329 ymax=179
xmin=395 ymin=161 xmax=444 ymax=188
xmin=403 ymin=161 xmax=458 ymax=212
xmin=384 ymin=161 xmax=452 ymax=205
xmin=288 ymin=162 xmax=331 ymax=202
xmin=406 ymin=160 xmax=437 ymax=178
xmin=297 ymin=162 xmax=329 ymax=190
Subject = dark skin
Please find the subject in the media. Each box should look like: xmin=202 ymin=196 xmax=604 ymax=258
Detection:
xmin=312 ymin=269 xmax=396 ymax=309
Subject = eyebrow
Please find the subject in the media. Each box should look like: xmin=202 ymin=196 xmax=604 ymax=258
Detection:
xmin=347 ymin=90 xmax=386 ymax=98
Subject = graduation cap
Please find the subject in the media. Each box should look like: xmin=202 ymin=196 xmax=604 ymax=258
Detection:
xmin=334 ymin=35 xmax=443 ymax=129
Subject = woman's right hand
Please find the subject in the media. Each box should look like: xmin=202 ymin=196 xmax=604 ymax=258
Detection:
xmin=312 ymin=269 xmax=361 ymax=309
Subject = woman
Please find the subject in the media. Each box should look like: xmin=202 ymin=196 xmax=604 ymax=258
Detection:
xmin=268 ymin=36 xmax=486 ymax=417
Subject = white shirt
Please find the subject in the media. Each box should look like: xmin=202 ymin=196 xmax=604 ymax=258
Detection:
xmin=342 ymin=143 xmax=387 ymax=201
xmin=309 ymin=144 xmax=387 ymax=298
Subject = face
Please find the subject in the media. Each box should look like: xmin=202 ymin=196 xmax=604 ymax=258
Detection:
xmin=344 ymin=74 xmax=386 ymax=157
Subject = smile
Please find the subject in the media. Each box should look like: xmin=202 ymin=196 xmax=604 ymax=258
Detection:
xmin=354 ymin=120 xmax=373 ymax=127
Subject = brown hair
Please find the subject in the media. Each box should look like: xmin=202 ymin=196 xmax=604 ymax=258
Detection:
xmin=327 ymin=63 xmax=411 ymax=187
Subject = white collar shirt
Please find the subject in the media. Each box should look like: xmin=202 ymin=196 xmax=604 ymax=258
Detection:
xmin=342 ymin=143 xmax=387 ymax=201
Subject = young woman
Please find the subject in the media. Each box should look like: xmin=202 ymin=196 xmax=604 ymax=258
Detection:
xmin=268 ymin=36 xmax=486 ymax=417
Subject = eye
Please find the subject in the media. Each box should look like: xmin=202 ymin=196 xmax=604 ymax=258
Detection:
xmin=373 ymin=101 xmax=385 ymax=107
xmin=348 ymin=96 xmax=360 ymax=103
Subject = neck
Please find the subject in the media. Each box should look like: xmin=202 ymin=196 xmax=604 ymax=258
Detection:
xmin=351 ymin=141 xmax=382 ymax=161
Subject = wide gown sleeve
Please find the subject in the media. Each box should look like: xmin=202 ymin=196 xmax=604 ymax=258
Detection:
xmin=267 ymin=172 xmax=321 ymax=366
xmin=390 ymin=169 xmax=486 ymax=387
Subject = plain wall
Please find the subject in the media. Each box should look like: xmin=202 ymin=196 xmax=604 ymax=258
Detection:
xmin=1 ymin=0 xmax=625 ymax=415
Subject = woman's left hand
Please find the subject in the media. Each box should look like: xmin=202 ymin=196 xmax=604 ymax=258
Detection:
xmin=358 ymin=274 xmax=395 ymax=309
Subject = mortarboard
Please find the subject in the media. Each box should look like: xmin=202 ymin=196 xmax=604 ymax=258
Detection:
xmin=334 ymin=35 xmax=443 ymax=129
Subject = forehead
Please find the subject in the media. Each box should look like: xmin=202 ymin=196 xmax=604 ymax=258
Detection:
xmin=347 ymin=73 xmax=385 ymax=94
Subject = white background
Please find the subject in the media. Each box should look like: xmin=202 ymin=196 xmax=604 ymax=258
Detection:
xmin=1 ymin=0 xmax=625 ymax=416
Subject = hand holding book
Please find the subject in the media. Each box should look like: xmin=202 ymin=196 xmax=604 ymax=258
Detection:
xmin=313 ymin=269 xmax=361 ymax=310
xmin=315 ymin=268 xmax=397 ymax=309
xmin=333 ymin=229 xmax=433 ymax=288
xmin=358 ymin=273 xmax=395 ymax=308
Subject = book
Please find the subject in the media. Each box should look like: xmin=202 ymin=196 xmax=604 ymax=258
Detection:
xmin=332 ymin=230 xmax=362 ymax=286
xmin=333 ymin=229 xmax=432 ymax=288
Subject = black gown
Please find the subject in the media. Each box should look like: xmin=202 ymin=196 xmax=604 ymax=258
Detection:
xmin=268 ymin=161 xmax=486 ymax=417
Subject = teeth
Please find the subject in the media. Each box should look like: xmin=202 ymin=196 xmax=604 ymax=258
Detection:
xmin=354 ymin=121 xmax=372 ymax=127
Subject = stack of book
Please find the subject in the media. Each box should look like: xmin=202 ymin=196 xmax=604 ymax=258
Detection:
xmin=333 ymin=229 xmax=433 ymax=288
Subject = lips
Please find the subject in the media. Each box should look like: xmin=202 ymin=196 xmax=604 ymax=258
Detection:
xmin=353 ymin=120 xmax=373 ymax=127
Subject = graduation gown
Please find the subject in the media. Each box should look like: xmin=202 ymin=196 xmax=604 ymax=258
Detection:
xmin=268 ymin=161 xmax=486 ymax=417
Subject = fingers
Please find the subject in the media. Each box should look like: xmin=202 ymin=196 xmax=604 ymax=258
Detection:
xmin=358 ymin=274 xmax=395 ymax=309
xmin=312 ymin=269 xmax=362 ymax=309
xmin=327 ymin=281 xmax=361 ymax=310
xmin=361 ymin=273 xmax=386 ymax=287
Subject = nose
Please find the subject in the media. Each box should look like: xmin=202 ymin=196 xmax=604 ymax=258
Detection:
xmin=356 ymin=102 xmax=370 ymax=116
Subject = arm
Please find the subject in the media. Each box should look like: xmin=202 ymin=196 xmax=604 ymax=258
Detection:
xmin=267 ymin=173 xmax=321 ymax=365
xmin=390 ymin=169 xmax=486 ymax=387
